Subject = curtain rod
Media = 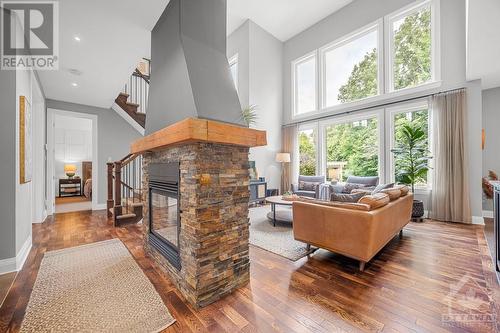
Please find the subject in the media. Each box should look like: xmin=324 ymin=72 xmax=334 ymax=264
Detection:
xmin=283 ymin=86 xmax=466 ymax=127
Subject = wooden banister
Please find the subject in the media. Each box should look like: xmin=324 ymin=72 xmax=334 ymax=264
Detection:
xmin=107 ymin=162 xmax=114 ymax=218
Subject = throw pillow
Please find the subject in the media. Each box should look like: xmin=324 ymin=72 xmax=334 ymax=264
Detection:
xmin=380 ymin=188 xmax=401 ymax=201
xmin=372 ymin=183 xmax=395 ymax=193
xmin=299 ymin=181 xmax=319 ymax=191
xmin=330 ymin=192 xmax=366 ymax=203
xmin=342 ymin=183 xmax=366 ymax=194
xmin=393 ymin=185 xmax=409 ymax=196
xmin=358 ymin=193 xmax=390 ymax=210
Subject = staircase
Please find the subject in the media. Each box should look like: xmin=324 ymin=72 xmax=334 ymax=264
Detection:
xmin=107 ymin=154 xmax=144 ymax=226
xmin=114 ymin=58 xmax=150 ymax=129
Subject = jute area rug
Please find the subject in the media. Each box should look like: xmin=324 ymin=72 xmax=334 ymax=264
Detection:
xmin=249 ymin=205 xmax=316 ymax=261
xmin=20 ymin=239 xmax=175 ymax=333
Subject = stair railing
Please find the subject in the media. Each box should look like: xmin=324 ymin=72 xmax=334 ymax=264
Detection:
xmin=123 ymin=58 xmax=150 ymax=114
xmin=107 ymin=154 xmax=144 ymax=225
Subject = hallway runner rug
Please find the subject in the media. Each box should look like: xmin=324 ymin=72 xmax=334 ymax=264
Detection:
xmin=20 ymin=239 xmax=175 ymax=333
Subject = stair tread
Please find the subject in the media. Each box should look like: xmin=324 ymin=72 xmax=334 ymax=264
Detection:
xmin=116 ymin=213 xmax=136 ymax=220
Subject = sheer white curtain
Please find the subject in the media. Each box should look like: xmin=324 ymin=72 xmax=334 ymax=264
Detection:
xmin=429 ymin=89 xmax=472 ymax=223
xmin=281 ymin=125 xmax=298 ymax=193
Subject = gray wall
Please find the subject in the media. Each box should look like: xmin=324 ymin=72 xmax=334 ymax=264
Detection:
xmin=46 ymin=100 xmax=141 ymax=205
xmin=227 ymin=20 xmax=283 ymax=189
xmin=0 ymin=61 xmax=17 ymax=260
xmin=482 ymin=87 xmax=500 ymax=210
xmin=146 ymin=0 xmax=243 ymax=134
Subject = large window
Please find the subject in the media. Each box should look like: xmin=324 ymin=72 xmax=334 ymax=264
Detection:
xmin=298 ymin=127 xmax=317 ymax=176
xmin=294 ymin=100 xmax=432 ymax=191
xmin=388 ymin=1 xmax=434 ymax=91
xmin=291 ymin=0 xmax=439 ymax=118
xmin=322 ymin=25 xmax=380 ymax=108
xmin=324 ymin=115 xmax=380 ymax=182
xmin=389 ymin=102 xmax=431 ymax=188
xmin=294 ymin=53 xmax=317 ymax=115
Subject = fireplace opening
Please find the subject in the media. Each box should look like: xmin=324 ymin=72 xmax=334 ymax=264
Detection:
xmin=148 ymin=162 xmax=181 ymax=270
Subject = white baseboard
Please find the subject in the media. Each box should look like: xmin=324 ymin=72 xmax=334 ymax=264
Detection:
xmin=93 ymin=203 xmax=107 ymax=211
xmin=0 ymin=236 xmax=32 ymax=275
xmin=472 ymin=216 xmax=485 ymax=225
xmin=482 ymin=210 xmax=494 ymax=218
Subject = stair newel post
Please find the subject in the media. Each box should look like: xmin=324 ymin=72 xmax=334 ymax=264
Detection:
xmin=114 ymin=161 xmax=123 ymax=223
xmin=106 ymin=162 xmax=114 ymax=218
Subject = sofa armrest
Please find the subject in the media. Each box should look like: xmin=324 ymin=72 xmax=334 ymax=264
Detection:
xmin=291 ymin=183 xmax=298 ymax=193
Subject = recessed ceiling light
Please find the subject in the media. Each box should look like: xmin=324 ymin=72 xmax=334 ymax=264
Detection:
xmin=74 ymin=36 xmax=81 ymax=42
xmin=71 ymin=82 xmax=78 ymax=87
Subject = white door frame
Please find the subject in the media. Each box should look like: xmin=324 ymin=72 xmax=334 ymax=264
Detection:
xmin=46 ymin=108 xmax=99 ymax=214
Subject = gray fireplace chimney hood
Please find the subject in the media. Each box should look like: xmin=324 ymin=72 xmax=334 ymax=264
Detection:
xmin=145 ymin=0 xmax=244 ymax=135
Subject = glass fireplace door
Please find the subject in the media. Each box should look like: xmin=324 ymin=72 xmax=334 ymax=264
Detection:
xmin=150 ymin=189 xmax=179 ymax=250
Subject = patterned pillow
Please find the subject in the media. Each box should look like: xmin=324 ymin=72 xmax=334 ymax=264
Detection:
xmin=342 ymin=183 xmax=366 ymax=194
xmin=330 ymin=192 xmax=366 ymax=203
xmin=372 ymin=183 xmax=395 ymax=194
xmin=298 ymin=181 xmax=319 ymax=191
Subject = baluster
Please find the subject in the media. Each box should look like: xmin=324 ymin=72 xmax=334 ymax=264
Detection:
xmin=107 ymin=162 xmax=114 ymax=218
xmin=114 ymin=161 xmax=122 ymax=218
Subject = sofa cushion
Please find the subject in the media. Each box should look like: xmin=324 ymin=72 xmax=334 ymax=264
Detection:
xmin=298 ymin=181 xmax=320 ymax=191
xmin=358 ymin=193 xmax=390 ymax=210
xmin=294 ymin=190 xmax=316 ymax=198
xmin=294 ymin=197 xmax=371 ymax=211
xmin=394 ymin=185 xmax=409 ymax=196
xmin=380 ymin=188 xmax=402 ymax=201
xmin=331 ymin=191 xmax=366 ymax=203
xmin=346 ymin=175 xmax=379 ymax=187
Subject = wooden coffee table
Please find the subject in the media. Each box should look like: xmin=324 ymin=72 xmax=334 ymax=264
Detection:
xmin=265 ymin=196 xmax=293 ymax=227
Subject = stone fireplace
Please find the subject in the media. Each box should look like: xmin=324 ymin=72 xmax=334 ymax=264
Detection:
xmin=134 ymin=118 xmax=266 ymax=308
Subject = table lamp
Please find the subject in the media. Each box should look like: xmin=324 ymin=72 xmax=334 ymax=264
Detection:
xmin=64 ymin=164 xmax=77 ymax=178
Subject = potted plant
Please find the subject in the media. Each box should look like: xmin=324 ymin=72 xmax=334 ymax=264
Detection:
xmin=391 ymin=124 xmax=432 ymax=222
xmin=241 ymin=105 xmax=258 ymax=127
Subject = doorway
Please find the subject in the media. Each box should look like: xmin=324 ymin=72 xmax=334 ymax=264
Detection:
xmin=47 ymin=109 xmax=98 ymax=214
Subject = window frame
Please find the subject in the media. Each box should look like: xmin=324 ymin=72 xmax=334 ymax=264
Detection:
xmin=292 ymin=51 xmax=319 ymax=117
xmin=384 ymin=0 xmax=441 ymax=93
xmin=319 ymin=20 xmax=384 ymax=111
xmin=228 ymin=54 xmax=239 ymax=92
xmin=385 ymin=99 xmax=433 ymax=190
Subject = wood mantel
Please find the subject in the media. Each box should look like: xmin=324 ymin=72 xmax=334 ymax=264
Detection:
xmin=130 ymin=118 xmax=267 ymax=153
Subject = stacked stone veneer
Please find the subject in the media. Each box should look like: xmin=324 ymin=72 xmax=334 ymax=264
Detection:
xmin=142 ymin=143 xmax=250 ymax=308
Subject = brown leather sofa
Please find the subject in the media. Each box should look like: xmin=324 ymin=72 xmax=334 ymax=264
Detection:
xmin=292 ymin=191 xmax=413 ymax=271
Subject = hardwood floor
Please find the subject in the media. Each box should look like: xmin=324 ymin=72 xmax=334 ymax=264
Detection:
xmin=0 ymin=273 xmax=16 ymax=309
xmin=0 ymin=210 xmax=499 ymax=332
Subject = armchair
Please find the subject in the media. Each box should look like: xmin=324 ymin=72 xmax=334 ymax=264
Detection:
xmin=291 ymin=175 xmax=326 ymax=198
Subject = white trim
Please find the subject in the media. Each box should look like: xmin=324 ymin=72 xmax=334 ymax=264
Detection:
xmin=0 ymin=236 xmax=32 ymax=275
xmin=319 ymin=20 xmax=382 ymax=110
xmin=483 ymin=210 xmax=494 ymax=219
xmin=47 ymin=109 xmax=99 ymax=214
xmin=111 ymin=103 xmax=145 ymax=135
xmin=471 ymin=216 xmax=485 ymax=225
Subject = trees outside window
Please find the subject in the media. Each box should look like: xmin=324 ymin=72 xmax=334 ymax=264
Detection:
xmin=325 ymin=116 xmax=379 ymax=182
xmin=392 ymin=6 xmax=432 ymax=90
xmin=298 ymin=129 xmax=317 ymax=176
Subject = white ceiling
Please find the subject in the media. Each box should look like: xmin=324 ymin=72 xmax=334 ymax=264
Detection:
xmin=40 ymin=0 xmax=353 ymax=109
xmin=38 ymin=0 xmax=168 ymax=109
xmin=227 ymin=0 xmax=353 ymax=41
xmin=467 ymin=0 xmax=500 ymax=89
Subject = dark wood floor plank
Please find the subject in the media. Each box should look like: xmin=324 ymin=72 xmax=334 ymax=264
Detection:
xmin=0 ymin=211 xmax=498 ymax=333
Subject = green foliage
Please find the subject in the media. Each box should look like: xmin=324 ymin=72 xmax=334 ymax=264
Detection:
xmin=393 ymin=8 xmax=432 ymax=90
xmin=241 ymin=105 xmax=258 ymax=127
xmin=326 ymin=119 xmax=379 ymax=181
xmin=391 ymin=123 xmax=431 ymax=192
xmin=298 ymin=131 xmax=316 ymax=176
xmin=338 ymin=49 xmax=378 ymax=103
